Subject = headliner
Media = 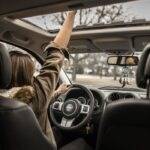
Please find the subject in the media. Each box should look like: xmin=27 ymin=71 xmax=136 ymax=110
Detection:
xmin=0 ymin=0 xmax=136 ymax=18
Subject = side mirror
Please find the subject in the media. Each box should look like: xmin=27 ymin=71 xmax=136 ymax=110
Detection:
xmin=107 ymin=55 xmax=139 ymax=66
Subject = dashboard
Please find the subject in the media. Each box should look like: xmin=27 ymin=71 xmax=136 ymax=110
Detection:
xmin=91 ymin=87 xmax=145 ymax=108
xmin=57 ymin=86 xmax=146 ymax=118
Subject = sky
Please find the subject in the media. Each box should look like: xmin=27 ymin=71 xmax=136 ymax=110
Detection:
xmin=25 ymin=0 xmax=150 ymax=30
xmin=124 ymin=0 xmax=150 ymax=20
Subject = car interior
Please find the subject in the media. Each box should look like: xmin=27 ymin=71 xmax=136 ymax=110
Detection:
xmin=0 ymin=0 xmax=150 ymax=150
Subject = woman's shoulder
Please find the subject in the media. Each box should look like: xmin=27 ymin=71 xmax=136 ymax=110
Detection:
xmin=13 ymin=86 xmax=35 ymax=104
xmin=0 ymin=86 xmax=35 ymax=104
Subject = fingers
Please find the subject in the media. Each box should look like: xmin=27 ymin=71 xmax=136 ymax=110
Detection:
xmin=67 ymin=10 xmax=77 ymax=16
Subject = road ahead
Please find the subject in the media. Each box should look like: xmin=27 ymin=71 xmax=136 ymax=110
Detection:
xmin=70 ymin=74 xmax=136 ymax=88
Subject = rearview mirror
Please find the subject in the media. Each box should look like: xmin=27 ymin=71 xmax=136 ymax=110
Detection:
xmin=107 ymin=55 xmax=139 ymax=66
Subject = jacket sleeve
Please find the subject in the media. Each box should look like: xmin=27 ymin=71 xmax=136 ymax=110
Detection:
xmin=32 ymin=42 xmax=68 ymax=114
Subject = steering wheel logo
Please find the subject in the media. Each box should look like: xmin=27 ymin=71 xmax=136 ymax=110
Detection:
xmin=66 ymin=104 xmax=74 ymax=112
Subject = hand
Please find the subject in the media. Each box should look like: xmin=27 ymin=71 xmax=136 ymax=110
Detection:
xmin=56 ymin=84 xmax=70 ymax=95
xmin=50 ymin=84 xmax=70 ymax=104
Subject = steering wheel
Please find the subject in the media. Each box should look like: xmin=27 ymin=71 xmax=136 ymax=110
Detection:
xmin=49 ymin=84 xmax=95 ymax=130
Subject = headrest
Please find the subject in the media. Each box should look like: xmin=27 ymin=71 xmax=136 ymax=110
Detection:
xmin=0 ymin=43 xmax=12 ymax=89
xmin=136 ymin=44 xmax=150 ymax=89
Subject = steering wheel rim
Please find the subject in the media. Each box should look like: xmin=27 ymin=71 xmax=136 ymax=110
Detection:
xmin=49 ymin=84 xmax=95 ymax=130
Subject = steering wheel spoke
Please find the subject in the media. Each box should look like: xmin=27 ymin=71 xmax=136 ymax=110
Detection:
xmin=80 ymin=104 xmax=90 ymax=114
xmin=61 ymin=117 xmax=75 ymax=127
xmin=52 ymin=101 xmax=63 ymax=111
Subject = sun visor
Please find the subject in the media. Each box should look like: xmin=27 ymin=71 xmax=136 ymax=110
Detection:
xmin=69 ymin=39 xmax=99 ymax=54
xmin=93 ymin=37 xmax=132 ymax=54
xmin=134 ymin=36 xmax=150 ymax=52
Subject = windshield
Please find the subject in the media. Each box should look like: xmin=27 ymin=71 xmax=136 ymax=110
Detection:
xmin=63 ymin=53 xmax=140 ymax=89
xmin=24 ymin=0 xmax=150 ymax=30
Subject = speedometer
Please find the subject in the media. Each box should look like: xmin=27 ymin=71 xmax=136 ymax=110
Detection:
xmin=78 ymin=97 xmax=86 ymax=104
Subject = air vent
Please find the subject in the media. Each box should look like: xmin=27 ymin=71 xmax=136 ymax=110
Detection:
xmin=108 ymin=92 xmax=135 ymax=102
xmin=108 ymin=92 xmax=121 ymax=102
xmin=124 ymin=93 xmax=135 ymax=99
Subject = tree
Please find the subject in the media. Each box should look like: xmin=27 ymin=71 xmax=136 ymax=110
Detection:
xmin=70 ymin=54 xmax=89 ymax=81
xmin=49 ymin=5 xmax=127 ymax=27
xmin=96 ymin=5 xmax=124 ymax=24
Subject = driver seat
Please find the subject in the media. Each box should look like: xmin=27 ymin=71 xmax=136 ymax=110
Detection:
xmin=96 ymin=44 xmax=150 ymax=150
xmin=0 ymin=98 xmax=56 ymax=150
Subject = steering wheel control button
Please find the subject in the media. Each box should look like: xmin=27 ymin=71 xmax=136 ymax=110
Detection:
xmin=52 ymin=102 xmax=63 ymax=111
xmin=83 ymin=106 xmax=88 ymax=112
xmin=54 ymin=103 xmax=59 ymax=109
xmin=81 ymin=105 xmax=90 ymax=114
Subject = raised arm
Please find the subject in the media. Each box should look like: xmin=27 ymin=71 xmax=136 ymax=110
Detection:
xmin=53 ymin=11 xmax=76 ymax=48
xmin=33 ymin=11 xmax=76 ymax=114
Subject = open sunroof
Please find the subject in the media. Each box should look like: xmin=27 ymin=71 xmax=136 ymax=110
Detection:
xmin=24 ymin=0 xmax=150 ymax=31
